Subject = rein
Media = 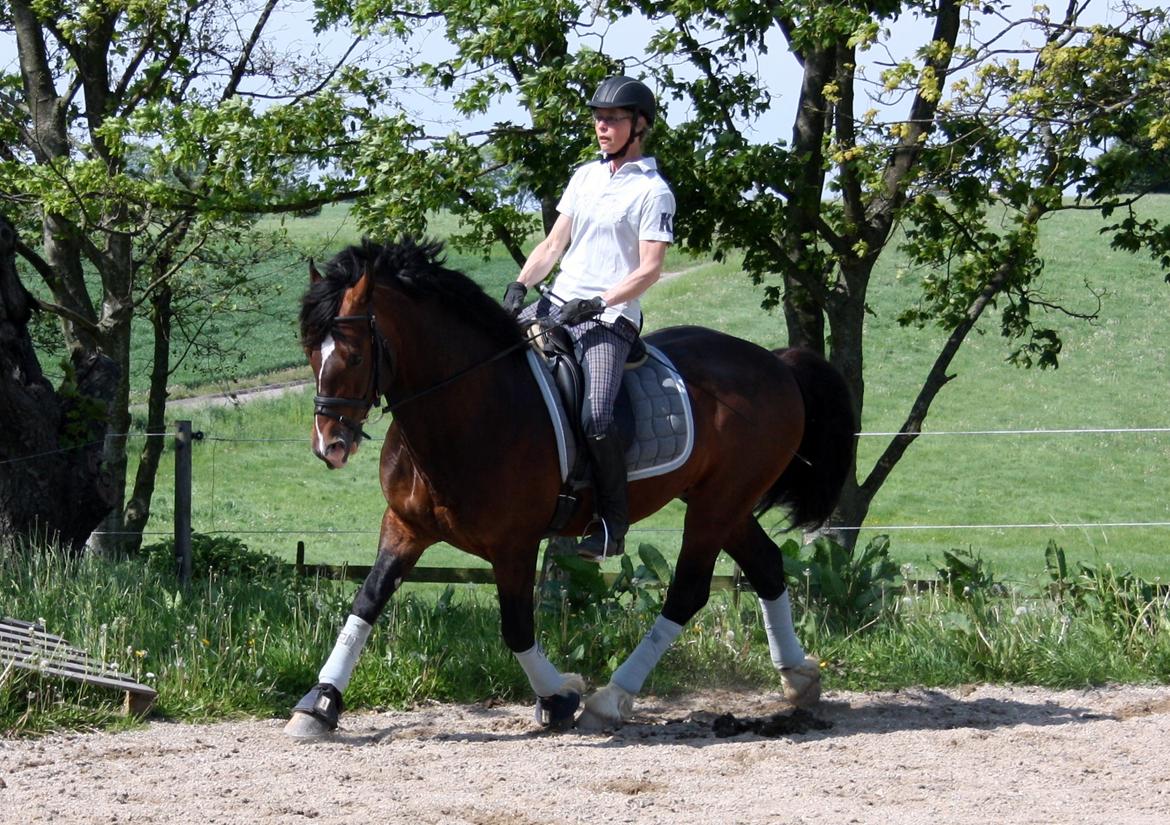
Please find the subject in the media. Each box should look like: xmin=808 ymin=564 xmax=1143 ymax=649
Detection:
xmin=313 ymin=312 xmax=551 ymax=441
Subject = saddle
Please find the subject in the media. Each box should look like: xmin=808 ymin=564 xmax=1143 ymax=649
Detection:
xmin=530 ymin=321 xmax=648 ymax=439
xmin=525 ymin=320 xmax=692 ymax=534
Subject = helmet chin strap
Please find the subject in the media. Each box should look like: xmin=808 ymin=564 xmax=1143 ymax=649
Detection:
xmin=602 ymin=123 xmax=646 ymax=163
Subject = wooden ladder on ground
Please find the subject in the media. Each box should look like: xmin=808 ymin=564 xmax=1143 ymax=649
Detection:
xmin=0 ymin=617 xmax=158 ymax=716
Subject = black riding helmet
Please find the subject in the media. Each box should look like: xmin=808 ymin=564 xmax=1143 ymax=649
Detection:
xmin=588 ymin=75 xmax=657 ymax=126
xmin=589 ymin=75 xmax=656 ymax=161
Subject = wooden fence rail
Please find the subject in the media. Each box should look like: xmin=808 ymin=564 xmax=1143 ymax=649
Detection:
xmin=290 ymin=541 xmax=750 ymax=591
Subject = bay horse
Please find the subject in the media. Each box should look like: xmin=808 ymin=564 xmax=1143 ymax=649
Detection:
xmin=285 ymin=237 xmax=856 ymax=737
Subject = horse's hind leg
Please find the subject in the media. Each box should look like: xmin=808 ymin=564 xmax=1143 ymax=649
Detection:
xmin=578 ymin=517 xmax=722 ymax=730
xmin=722 ymin=517 xmax=821 ymax=707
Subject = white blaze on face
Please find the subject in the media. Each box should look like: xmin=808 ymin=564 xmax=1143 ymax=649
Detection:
xmin=315 ymin=334 xmax=339 ymax=456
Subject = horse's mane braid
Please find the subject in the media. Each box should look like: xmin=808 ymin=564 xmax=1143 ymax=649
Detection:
xmin=299 ymin=237 xmax=524 ymax=351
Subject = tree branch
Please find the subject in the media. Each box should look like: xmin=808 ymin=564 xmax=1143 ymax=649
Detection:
xmin=860 ymin=259 xmax=1013 ymax=499
xmin=222 ymin=0 xmax=279 ymax=101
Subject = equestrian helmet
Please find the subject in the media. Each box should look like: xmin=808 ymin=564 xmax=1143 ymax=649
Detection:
xmin=588 ymin=75 xmax=656 ymax=126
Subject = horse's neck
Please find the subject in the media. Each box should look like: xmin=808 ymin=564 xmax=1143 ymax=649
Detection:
xmin=381 ymin=303 xmax=534 ymax=450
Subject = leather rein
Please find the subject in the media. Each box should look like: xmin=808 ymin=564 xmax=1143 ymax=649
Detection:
xmin=312 ymin=310 xmax=546 ymax=445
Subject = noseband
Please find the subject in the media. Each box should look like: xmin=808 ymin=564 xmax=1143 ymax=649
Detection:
xmin=313 ymin=313 xmax=394 ymax=443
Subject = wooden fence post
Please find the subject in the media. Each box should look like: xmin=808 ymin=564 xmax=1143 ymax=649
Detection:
xmin=175 ymin=420 xmax=193 ymax=587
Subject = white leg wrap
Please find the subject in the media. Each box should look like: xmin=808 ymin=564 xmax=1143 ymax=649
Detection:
xmin=759 ymin=591 xmax=806 ymax=668
xmin=611 ymin=615 xmax=684 ymax=694
xmin=317 ymin=614 xmax=373 ymax=691
xmin=514 ymin=644 xmax=568 ymax=697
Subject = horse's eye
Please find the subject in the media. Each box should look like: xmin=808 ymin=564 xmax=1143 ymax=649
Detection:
xmin=348 ymin=353 xmax=364 ymax=367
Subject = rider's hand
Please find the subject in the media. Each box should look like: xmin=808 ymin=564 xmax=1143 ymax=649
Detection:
xmin=559 ymin=296 xmax=606 ymax=325
xmin=502 ymin=282 xmax=528 ymax=317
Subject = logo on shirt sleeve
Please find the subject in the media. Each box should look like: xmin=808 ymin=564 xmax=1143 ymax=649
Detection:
xmin=659 ymin=212 xmax=674 ymax=233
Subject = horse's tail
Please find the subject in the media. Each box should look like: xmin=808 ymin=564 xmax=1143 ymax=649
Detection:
xmin=755 ymin=347 xmax=857 ymax=529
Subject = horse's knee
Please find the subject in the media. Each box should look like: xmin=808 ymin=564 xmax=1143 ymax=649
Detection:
xmin=352 ymin=552 xmax=406 ymax=623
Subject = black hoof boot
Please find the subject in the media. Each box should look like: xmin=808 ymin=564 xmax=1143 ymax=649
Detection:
xmin=292 ymin=682 xmax=344 ymax=731
xmin=535 ymin=691 xmax=580 ymax=731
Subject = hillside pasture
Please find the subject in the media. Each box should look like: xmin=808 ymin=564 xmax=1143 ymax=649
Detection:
xmin=133 ymin=200 xmax=1170 ymax=584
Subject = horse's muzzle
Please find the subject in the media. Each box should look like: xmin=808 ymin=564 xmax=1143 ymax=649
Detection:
xmin=313 ymin=423 xmax=355 ymax=469
xmin=316 ymin=436 xmax=352 ymax=469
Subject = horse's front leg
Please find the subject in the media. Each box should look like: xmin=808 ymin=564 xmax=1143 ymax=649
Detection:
xmin=284 ymin=509 xmax=427 ymax=739
xmin=494 ymin=551 xmax=584 ymax=730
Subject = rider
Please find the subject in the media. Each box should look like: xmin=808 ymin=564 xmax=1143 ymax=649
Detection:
xmin=502 ymin=75 xmax=676 ymax=562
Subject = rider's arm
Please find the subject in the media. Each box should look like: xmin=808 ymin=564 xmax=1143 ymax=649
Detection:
xmin=600 ymin=239 xmax=669 ymax=307
xmin=515 ymin=213 xmax=573 ymax=288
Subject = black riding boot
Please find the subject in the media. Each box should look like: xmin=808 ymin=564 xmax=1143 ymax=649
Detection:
xmin=575 ymin=426 xmax=629 ymax=562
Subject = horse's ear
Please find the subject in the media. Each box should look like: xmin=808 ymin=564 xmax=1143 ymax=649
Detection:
xmin=309 ymin=259 xmax=322 ymax=284
xmin=339 ymin=270 xmax=373 ymax=315
xmin=351 ymin=270 xmax=373 ymax=304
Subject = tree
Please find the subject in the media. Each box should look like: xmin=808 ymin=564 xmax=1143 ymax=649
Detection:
xmin=341 ymin=0 xmax=1170 ymax=546
xmin=314 ymin=0 xmax=622 ymax=245
xmin=0 ymin=0 xmax=365 ymax=551
xmin=0 ymin=213 xmax=118 ymax=550
xmin=637 ymin=0 xmax=1170 ymax=542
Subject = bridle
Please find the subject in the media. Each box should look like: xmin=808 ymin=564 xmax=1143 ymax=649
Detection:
xmin=312 ymin=313 xmax=395 ymax=444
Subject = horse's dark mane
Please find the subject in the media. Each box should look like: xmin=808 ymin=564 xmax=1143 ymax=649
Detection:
xmin=299 ymin=237 xmax=524 ymax=351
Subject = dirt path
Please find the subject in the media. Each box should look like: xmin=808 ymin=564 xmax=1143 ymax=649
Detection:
xmin=3 ymin=684 xmax=1169 ymax=824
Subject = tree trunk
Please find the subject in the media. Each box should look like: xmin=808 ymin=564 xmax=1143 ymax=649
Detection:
xmin=122 ymin=280 xmax=174 ymax=553
xmin=0 ymin=215 xmax=119 ymax=551
xmin=88 ymin=238 xmax=135 ymax=556
xmin=779 ymin=44 xmax=836 ymax=352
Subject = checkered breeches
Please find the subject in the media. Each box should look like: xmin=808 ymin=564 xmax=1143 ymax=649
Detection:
xmin=520 ymin=297 xmax=638 ymax=435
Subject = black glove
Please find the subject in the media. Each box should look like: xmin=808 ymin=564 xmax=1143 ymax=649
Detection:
xmin=502 ymin=281 xmax=528 ymax=317
xmin=559 ymin=296 xmax=606 ymax=326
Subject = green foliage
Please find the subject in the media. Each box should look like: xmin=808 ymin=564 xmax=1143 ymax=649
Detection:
xmin=935 ymin=548 xmax=1002 ymax=603
xmin=3 ymin=533 xmax=1169 ymax=736
xmin=140 ymin=533 xmax=284 ymax=580
xmin=544 ymin=542 xmax=674 ymax=612
xmin=1043 ymin=540 xmax=1168 ymax=643
xmin=783 ymin=536 xmax=901 ymax=633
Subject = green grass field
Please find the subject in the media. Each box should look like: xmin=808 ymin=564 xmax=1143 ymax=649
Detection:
xmin=137 ymin=200 xmax=1170 ymax=584
xmin=9 ymin=202 xmax=1170 ymax=734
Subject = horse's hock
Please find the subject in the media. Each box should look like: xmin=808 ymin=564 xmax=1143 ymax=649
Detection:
xmin=0 ymin=617 xmax=157 ymax=716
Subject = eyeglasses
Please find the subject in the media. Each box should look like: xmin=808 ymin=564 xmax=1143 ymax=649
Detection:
xmin=591 ymin=112 xmax=632 ymax=125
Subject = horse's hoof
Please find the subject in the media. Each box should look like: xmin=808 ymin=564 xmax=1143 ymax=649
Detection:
xmin=284 ymin=683 xmax=343 ymax=739
xmin=534 ymin=673 xmax=586 ymax=730
xmin=577 ymin=682 xmax=633 ymax=731
xmin=780 ymin=657 xmax=822 ymax=708
xmin=284 ymin=711 xmax=334 ymax=740
xmin=535 ymin=691 xmax=580 ymax=731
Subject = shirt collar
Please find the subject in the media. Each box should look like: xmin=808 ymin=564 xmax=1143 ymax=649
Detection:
xmin=598 ymin=155 xmax=658 ymax=174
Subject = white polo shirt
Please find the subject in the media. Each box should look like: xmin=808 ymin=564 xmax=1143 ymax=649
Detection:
xmin=553 ymin=156 xmax=675 ymax=327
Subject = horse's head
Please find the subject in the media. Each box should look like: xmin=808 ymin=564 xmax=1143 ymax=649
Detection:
xmin=304 ymin=263 xmax=381 ymax=469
